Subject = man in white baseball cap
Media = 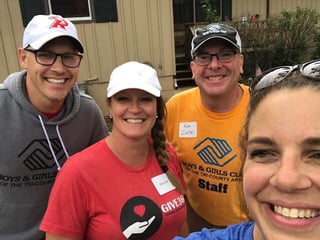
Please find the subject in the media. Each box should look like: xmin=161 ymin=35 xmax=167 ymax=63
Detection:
xmin=0 ymin=14 xmax=108 ymax=240
xmin=23 ymin=14 xmax=84 ymax=53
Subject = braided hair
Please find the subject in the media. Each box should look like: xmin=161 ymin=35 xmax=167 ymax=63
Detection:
xmin=152 ymin=97 xmax=184 ymax=194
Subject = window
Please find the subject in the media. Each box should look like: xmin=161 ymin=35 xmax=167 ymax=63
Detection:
xmin=19 ymin=0 xmax=118 ymax=26
xmin=48 ymin=0 xmax=92 ymax=21
xmin=173 ymin=0 xmax=231 ymax=24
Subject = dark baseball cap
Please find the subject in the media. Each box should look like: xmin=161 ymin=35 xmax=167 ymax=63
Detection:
xmin=191 ymin=23 xmax=242 ymax=56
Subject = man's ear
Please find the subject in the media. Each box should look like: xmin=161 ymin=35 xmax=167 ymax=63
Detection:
xmin=190 ymin=61 xmax=195 ymax=79
xmin=18 ymin=48 xmax=28 ymax=69
xmin=239 ymin=54 xmax=244 ymax=74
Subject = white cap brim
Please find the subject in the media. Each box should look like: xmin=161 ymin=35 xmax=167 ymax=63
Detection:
xmin=28 ymin=32 xmax=84 ymax=53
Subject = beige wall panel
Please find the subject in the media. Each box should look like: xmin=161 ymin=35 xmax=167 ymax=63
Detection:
xmin=119 ymin=0 xmax=138 ymax=61
xmin=232 ymin=0 xmax=320 ymax=21
xmin=160 ymin=76 xmax=175 ymax=102
xmin=232 ymin=0 xmax=267 ymax=20
xmin=77 ymin=23 xmax=102 ymax=83
xmin=87 ymin=82 xmax=108 ymax=115
xmin=0 ymin=31 xmax=8 ymax=82
xmin=144 ymin=0 xmax=163 ymax=72
xmin=158 ymin=0 xmax=176 ymax=76
xmin=79 ymin=0 xmax=175 ymax=115
xmin=86 ymin=22 xmax=119 ymax=83
xmin=132 ymin=1 xmax=153 ymax=61
xmin=87 ymin=0 xmax=176 ymax=116
xmin=0 ymin=0 xmax=24 ymax=81
xmin=160 ymin=77 xmax=174 ymax=102
xmin=269 ymin=0 xmax=320 ymax=16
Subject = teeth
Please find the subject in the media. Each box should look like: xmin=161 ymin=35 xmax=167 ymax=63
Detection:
xmin=274 ymin=205 xmax=319 ymax=219
xmin=126 ymin=119 xmax=143 ymax=123
xmin=47 ymin=78 xmax=65 ymax=83
xmin=208 ymin=76 xmax=223 ymax=81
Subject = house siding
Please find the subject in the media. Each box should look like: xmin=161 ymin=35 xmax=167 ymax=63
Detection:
xmin=0 ymin=0 xmax=175 ymax=115
xmin=1 ymin=0 xmax=320 ymax=114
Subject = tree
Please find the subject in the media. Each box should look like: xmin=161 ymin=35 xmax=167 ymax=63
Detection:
xmin=235 ymin=7 xmax=320 ymax=81
xmin=200 ymin=0 xmax=220 ymax=23
xmin=199 ymin=6 xmax=320 ymax=82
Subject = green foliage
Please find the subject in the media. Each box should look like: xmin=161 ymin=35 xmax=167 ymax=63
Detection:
xmin=231 ymin=7 xmax=320 ymax=82
xmin=196 ymin=6 xmax=320 ymax=83
xmin=312 ymin=33 xmax=320 ymax=59
xmin=200 ymin=0 xmax=220 ymax=22
xmin=272 ymin=7 xmax=319 ymax=65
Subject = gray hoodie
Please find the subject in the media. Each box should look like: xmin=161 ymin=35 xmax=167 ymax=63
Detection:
xmin=0 ymin=70 xmax=108 ymax=240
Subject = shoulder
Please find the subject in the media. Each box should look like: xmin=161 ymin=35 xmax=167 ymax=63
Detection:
xmin=225 ymin=221 xmax=254 ymax=238
xmin=167 ymin=87 xmax=198 ymax=103
xmin=78 ymin=91 xmax=102 ymax=112
xmin=70 ymin=139 xmax=105 ymax=161
xmin=237 ymin=83 xmax=250 ymax=107
xmin=166 ymin=87 xmax=199 ymax=111
xmin=239 ymin=83 xmax=250 ymax=95
xmin=60 ymin=140 xmax=106 ymax=172
xmin=174 ymin=222 xmax=255 ymax=240
xmin=79 ymin=91 xmax=95 ymax=101
xmin=72 ymin=84 xmax=95 ymax=103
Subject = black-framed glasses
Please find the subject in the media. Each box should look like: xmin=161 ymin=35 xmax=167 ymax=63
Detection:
xmin=193 ymin=50 xmax=237 ymax=65
xmin=24 ymin=49 xmax=83 ymax=68
xmin=250 ymin=59 xmax=320 ymax=91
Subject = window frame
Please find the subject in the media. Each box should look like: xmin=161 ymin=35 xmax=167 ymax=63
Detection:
xmin=19 ymin=0 xmax=118 ymax=27
xmin=47 ymin=0 xmax=93 ymax=21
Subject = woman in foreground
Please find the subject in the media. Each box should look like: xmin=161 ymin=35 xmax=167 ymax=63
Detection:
xmin=174 ymin=59 xmax=320 ymax=239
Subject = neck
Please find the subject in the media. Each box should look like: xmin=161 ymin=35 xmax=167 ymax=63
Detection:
xmin=41 ymin=110 xmax=60 ymax=119
xmin=202 ymin=84 xmax=243 ymax=113
xmin=106 ymin=133 xmax=150 ymax=167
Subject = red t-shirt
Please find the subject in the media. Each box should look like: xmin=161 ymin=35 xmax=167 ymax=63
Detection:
xmin=40 ymin=139 xmax=186 ymax=239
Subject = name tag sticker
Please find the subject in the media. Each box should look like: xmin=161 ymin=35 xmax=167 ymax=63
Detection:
xmin=151 ymin=173 xmax=175 ymax=195
xmin=179 ymin=122 xmax=197 ymax=138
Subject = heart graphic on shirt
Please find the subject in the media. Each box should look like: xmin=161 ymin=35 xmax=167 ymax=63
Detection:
xmin=134 ymin=204 xmax=146 ymax=217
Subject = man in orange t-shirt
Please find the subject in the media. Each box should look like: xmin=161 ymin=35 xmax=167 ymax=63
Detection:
xmin=165 ymin=23 xmax=250 ymax=232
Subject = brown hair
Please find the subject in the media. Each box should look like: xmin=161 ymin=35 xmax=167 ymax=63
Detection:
xmin=152 ymin=97 xmax=184 ymax=193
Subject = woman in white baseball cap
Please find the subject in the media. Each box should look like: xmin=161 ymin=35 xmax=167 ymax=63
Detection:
xmin=41 ymin=61 xmax=188 ymax=239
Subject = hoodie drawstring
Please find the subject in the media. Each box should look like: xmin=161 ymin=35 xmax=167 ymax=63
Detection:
xmin=38 ymin=115 xmax=69 ymax=171
xmin=56 ymin=125 xmax=69 ymax=159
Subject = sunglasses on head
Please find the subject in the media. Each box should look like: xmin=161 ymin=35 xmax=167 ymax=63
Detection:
xmin=250 ymin=59 xmax=320 ymax=92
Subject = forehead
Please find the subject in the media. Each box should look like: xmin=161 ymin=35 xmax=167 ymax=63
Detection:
xmin=249 ymin=88 xmax=320 ymax=137
xmin=114 ymin=89 xmax=154 ymax=96
xmin=197 ymin=39 xmax=235 ymax=53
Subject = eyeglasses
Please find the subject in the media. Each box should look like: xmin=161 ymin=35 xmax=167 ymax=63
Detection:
xmin=24 ymin=49 xmax=83 ymax=68
xmin=250 ymin=59 xmax=320 ymax=91
xmin=193 ymin=50 xmax=238 ymax=65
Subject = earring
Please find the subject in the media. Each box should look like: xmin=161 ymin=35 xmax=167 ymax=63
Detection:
xmin=109 ymin=115 xmax=113 ymax=119
xmin=156 ymin=115 xmax=158 ymax=119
